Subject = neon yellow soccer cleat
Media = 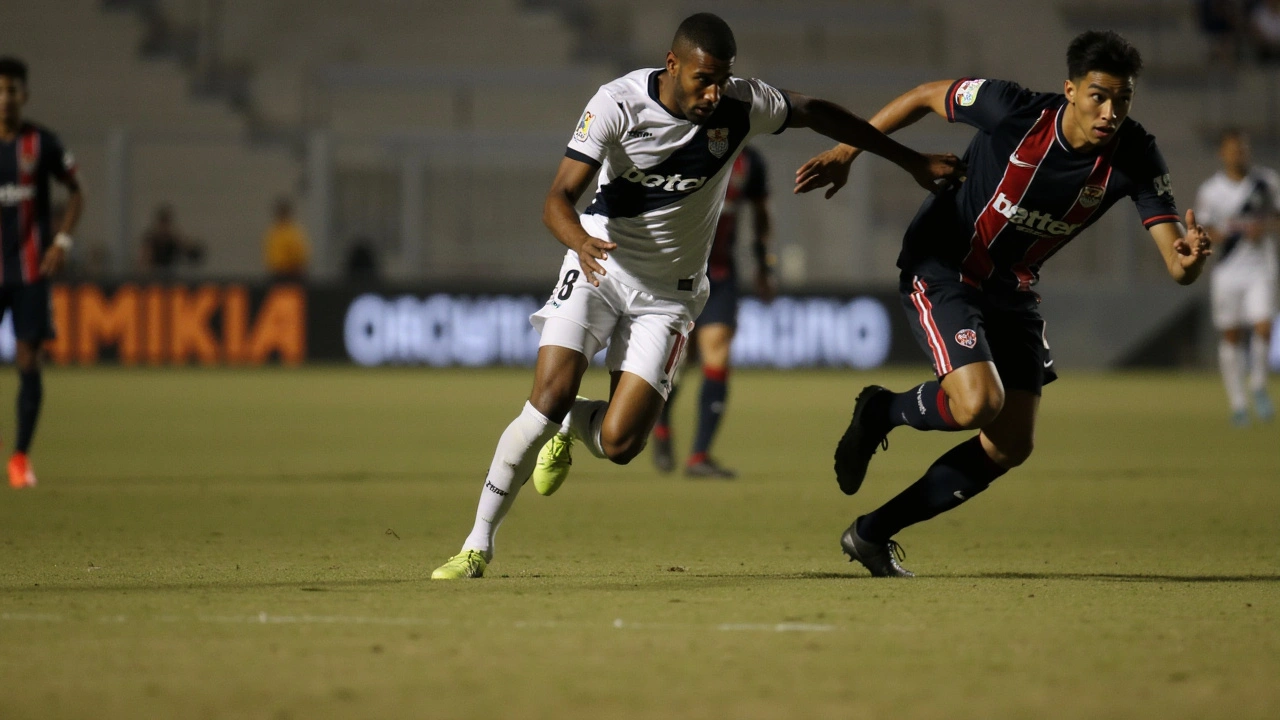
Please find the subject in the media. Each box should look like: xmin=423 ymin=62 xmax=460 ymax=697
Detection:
xmin=532 ymin=433 xmax=573 ymax=496
xmin=431 ymin=550 xmax=488 ymax=580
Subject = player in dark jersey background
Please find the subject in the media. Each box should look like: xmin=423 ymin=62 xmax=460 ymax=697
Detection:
xmin=0 ymin=57 xmax=83 ymax=489
xmin=794 ymin=31 xmax=1211 ymax=576
xmin=651 ymin=145 xmax=774 ymax=478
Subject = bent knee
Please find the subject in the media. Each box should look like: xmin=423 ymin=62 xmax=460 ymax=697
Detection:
xmin=989 ymin=437 xmax=1033 ymax=468
xmin=603 ymin=434 xmax=647 ymax=465
xmin=949 ymin=387 xmax=1005 ymax=428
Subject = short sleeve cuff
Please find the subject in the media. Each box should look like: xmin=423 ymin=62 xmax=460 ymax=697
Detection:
xmin=565 ymin=148 xmax=602 ymax=168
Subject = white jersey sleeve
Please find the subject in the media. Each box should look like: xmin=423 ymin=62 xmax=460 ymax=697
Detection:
xmin=1195 ymin=178 xmax=1222 ymax=229
xmin=565 ymin=88 xmax=626 ymax=166
xmin=724 ymin=77 xmax=791 ymax=138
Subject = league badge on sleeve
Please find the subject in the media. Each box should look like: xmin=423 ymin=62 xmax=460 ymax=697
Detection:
xmin=955 ymin=79 xmax=986 ymax=107
xmin=573 ymin=111 xmax=595 ymax=143
xmin=707 ymin=128 xmax=729 ymax=158
xmin=1153 ymin=173 xmax=1173 ymax=198
xmin=955 ymin=329 xmax=978 ymax=349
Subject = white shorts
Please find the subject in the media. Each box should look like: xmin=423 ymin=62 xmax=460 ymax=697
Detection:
xmin=530 ymin=252 xmax=706 ymax=399
xmin=1211 ymin=264 xmax=1278 ymax=329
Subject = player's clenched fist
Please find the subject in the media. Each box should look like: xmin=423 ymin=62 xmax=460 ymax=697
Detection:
xmin=575 ymin=234 xmax=616 ymax=286
xmin=910 ymin=152 xmax=965 ymax=193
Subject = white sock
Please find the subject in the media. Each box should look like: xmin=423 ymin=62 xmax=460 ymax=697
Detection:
xmin=1219 ymin=340 xmax=1248 ymax=413
xmin=1249 ymin=333 xmax=1270 ymax=393
xmin=568 ymin=398 xmax=609 ymax=459
xmin=462 ymin=401 xmax=559 ymax=560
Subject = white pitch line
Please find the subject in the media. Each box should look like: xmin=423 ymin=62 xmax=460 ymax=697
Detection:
xmin=1 ymin=612 xmax=840 ymax=633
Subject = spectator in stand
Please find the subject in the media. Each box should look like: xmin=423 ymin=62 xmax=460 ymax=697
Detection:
xmin=1198 ymin=0 xmax=1244 ymax=66
xmin=345 ymin=235 xmax=378 ymax=282
xmin=140 ymin=204 xmax=202 ymax=276
xmin=1250 ymin=0 xmax=1280 ymax=61
xmin=263 ymin=197 xmax=310 ymax=281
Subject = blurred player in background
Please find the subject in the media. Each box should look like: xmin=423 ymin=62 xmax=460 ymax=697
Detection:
xmin=651 ymin=144 xmax=775 ymax=479
xmin=431 ymin=13 xmax=963 ymax=579
xmin=1195 ymin=128 xmax=1277 ymax=425
xmin=796 ymin=31 xmax=1211 ymax=576
xmin=0 ymin=57 xmax=83 ymax=489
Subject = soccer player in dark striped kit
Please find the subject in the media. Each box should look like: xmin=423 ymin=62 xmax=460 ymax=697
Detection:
xmin=795 ymin=31 xmax=1211 ymax=576
xmin=0 ymin=57 xmax=83 ymax=488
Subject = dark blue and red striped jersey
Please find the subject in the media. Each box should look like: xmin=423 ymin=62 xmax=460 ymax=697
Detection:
xmin=898 ymin=78 xmax=1179 ymax=293
xmin=0 ymin=122 xmax=78 ymax=286
xmin=707 ymin=146 xmax=767 ymax=282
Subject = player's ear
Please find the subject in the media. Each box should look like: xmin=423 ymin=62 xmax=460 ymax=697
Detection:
xmin=666 ymin=50 xmax=678 ymax=76
xmin=1063 ymin=79 xmax=1075 ymax=104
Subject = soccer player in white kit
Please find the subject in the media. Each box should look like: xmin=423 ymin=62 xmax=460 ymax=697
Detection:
xmin=431 ymin=13 xmax=963 ymax=579
xmin=1195 ymin=129 xmax=1278 ymax=426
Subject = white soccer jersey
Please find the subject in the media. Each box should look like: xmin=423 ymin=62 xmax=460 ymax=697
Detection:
xmin=565 ymin=68 xmax=791 ymax=299
xmin=1195 ymin=168 xmax=1280 ymax=277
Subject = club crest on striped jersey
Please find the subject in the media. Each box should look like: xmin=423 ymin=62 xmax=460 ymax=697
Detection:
xmin=707 ymin=128 xmax=730 ymax=158
xmin=955 ymin=329 xmax=978 ymax=348
xmin=573 ymin=111 xmax=595 ymax=143
xmin=1078 ymin=184 xmax=1105 ymax=208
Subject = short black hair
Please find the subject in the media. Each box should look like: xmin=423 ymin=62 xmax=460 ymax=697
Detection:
xmin=1067 ymin=31 xmax=1142 ymax=80
xmin=0 ymin=56 xmax=28 ymax=85
xmin=672 ymin=13 xmax=736 ymax=61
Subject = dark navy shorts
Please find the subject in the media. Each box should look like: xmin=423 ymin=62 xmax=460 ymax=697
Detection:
xmin=0 ymin=282 xmax=56 ymax=343
xmin=696 ymin=277 xmax=739 ymax=329
xmin=899 ymin=267 xmax=1056 ymax=395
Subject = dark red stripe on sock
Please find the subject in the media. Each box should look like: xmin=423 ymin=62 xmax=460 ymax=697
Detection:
xmin=936 ymin=387 xmax=960 ymax=429
xmin=703 ymin=365 xmax=728 ymax=383
xmin=653 ymin=425 xmax=670 ymax=441
xmin=687 ymin=451 xmax=708 ymax=466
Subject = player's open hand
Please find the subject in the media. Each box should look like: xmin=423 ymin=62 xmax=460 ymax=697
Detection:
xmin=575 ymin=234 xmax=616 ymax=286
xmin=39 ymin=245 xmax=67 ymax=278
xmin=1175 ymin=208 xmax=1212 ymax=269
xmin=911 ymin=152 xmax=966 ymax=194
xmin=794 ymin=147 xmax=854 ymax=199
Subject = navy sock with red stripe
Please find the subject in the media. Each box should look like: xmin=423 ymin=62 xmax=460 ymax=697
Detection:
xmin=857 ymin=436 xmax=1008 ymax=542
xmin=689 ymin=366 xmax=728 ymax=459
xmin=655 ymin=380 xmax=679 ymax=438
xmin=16 ymin=369 xmax=42 ymax=454
xmin=886 ymin=381 xmax=962 ymax=431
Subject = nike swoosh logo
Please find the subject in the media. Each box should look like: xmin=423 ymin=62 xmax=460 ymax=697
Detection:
xmin=1009 ymin=153 xmax=1036 ymax=169
xmin=1043 ymin=360 xmax=1054 ymax=368
xmin=953 ymin=490 xmax=966 ymax=500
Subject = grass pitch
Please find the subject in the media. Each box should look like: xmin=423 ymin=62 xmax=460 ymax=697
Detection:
xmin=1 ymin=367 xmax=1278 ymax=720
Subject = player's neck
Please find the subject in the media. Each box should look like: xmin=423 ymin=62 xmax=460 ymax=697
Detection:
xmin=1225 ymin=166 xmax=1248 ymax=182
xmin=0 ymin=118 xmax=19 ymax=142
xmin=654 ymin=72 xmax=686 ymax=120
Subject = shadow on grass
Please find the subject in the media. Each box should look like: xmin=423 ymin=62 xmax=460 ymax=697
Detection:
xmin=955 ymin=572 xmax=1280 ymax=583
xmin=0 ymin=578 xmax=423 ymax=595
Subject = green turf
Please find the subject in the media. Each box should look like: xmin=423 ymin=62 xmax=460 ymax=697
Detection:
xmin=1 ymin=367 xmax=1278 ymax=720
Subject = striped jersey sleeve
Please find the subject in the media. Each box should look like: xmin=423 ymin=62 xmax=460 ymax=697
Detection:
xmin=1131 ymin=136 xmax=1179 ymax=229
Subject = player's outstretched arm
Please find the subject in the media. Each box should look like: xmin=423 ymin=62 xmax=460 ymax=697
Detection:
xmin=1149 ymin=209 xmax=1212 ymax=285
xmin=794 ymin=80 xmax=955 ymax=198
xmin=786 ymin=90 xmax=961 ymax=194
xmin=543 ymin=155 xmax=616 ymax=287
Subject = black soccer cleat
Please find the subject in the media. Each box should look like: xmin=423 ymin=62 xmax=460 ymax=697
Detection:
xmin=652 ymin=433 xmax=675 ymax=474
xmin=833 ymin=385 xmax=893 ymax=495
xmin=684 ymin=457 xmax=737 ymax=480
xmin=840 ymin=518 xmax=914 ymax=578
